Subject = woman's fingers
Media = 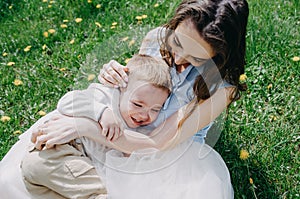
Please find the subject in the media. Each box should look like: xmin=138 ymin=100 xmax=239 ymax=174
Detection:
xmin=34 ymin=134 xmax=48 ymax=150
xmin=109 ymin=60 xmax=129 ymax=83
xmin=99 ymin=60 xmax=129 ymax=87
xmin=31 ymin=125 xmax=47 ymax=143
xmin=98 ymin=75 xmax=118 ymax=88
xmin=44 ymin=130 xmax=73 ymax=149
xmin=99 ymin=70 xmax=121 ymax=87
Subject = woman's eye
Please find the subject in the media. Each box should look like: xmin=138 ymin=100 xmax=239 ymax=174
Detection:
xmin=173 ymin=36 xmax=181 ymax=47
xmin=193 ymin=57 xmax=207 ymax=63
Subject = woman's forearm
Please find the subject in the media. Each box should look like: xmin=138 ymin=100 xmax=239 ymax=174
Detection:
xmin=80 ymin=88 xmax=231 ymax=153
xmin=80 ymin=115 xmax=178 ymax=153
xmin=174 ymin=87 xmax=231 ymax=142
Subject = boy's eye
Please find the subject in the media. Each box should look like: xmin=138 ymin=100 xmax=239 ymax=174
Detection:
xmin=133 ymin=102 xmax=142 ymax=107
xmin=151 ymin=109 xmax=160 ymax=113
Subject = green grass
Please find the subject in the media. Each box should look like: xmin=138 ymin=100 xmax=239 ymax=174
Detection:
xmin=0 ymin=0 xmax=299 ymax=198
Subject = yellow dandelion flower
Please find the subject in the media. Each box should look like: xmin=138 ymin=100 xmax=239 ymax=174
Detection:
xmin=69 ymin=39 xmax=75 ymax=44
xmin=125 ymin=58 xmax=131 ymax=64
xmin=239 ymin=74 xmax=247 ymax=82
xmin=142 ymin=15 xmax=147 ymax=19
xmin=1 ymin=116 xmax=11 ymax=122
xmin=75 ymin=18 xmax=83 ymax=23
xmin=60 ymin=24 xmax=67 ymax=28
xmin=48 ymin=5 xmax=52 ymax=8
xmin=77 ymin=54 xmax=81 ymax=58
xmin=122 ymin=37 xmax=129 ymax=42
xmin=154 ymin=3 xmax=159 ymax=7
xmin=13 ymin=79 xmax=23 ymax=86
xmin=128 ymin=39 xmax=135 ymax=46
xmin=7 ymin=62 xmax=15 ymax=66
xmin=292 ymin=56 xmax=300 ymax=62
xmin=59 ymin=67 xmax=66 ymax=71
xmin=95 ymin=22 xmax=102 ymax=28
xmin=87 ymin=74 xmax=96 ymax=81
xmin=249 ymin=178 xmax=253 ymax=184
xmin=239 ymin=149 xmax=249 ymax=160
xmin=110 ymin=26 xmax=116 ymax=29
xmin=112 ymin=22 xmax=117 ymax=26
xmin=24 ymin=46 xmax=32 ymax=52
xmin=48 ymin=29 xmax=56 ymax=34
xmin=42 ymin=44 xmax=47 ymax=50
xmin=13 ymin=130 xmax=22 ymax=135
xmin=267 ymin=84 xmax=272 ymax=89
xmin=87 ymin=0 xmax=92 ymax=3
xmin=3 ymin=52 xmax=8 ymax=56
xmin=43 ymin=31 xmax=49 ymax=37
xmin=63 ymin=19 xmax=69 ymax=23
xmin=271 ymin=115 xmax=277 ymax=121
xmin=136 ymin=16 xmax=142 ymax=20
xmin=42 ymin=0 xmax=48 ymax=2
xmin=96 ymin=4 xmax=101 ymax=8
xmin=49 ymin=0 xmax=55 ymax=4
xmin=38 ymin=110 xmax=47 ymax=116
xmin=9 ymin=5 xmax=13 ymax=9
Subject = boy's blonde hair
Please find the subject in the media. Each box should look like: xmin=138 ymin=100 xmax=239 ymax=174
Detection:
xmin=126 ymin=54 xmax=172 ymax=93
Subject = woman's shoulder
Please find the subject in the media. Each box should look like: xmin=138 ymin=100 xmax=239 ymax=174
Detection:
xmin=145 ymin=27 xmax=165 ymax=37
xmin=139 ymin=27 xmax=166 ymax=57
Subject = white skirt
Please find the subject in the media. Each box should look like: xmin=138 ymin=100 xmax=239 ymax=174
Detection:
xmin=101 ymin=140 xmax=233 ymax=199
xmin=0 ymin=111 xmax=58 ymax=199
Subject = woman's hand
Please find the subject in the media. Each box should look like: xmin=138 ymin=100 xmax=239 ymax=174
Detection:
xmin=98 ymin=60 xmax=129 ymax=88
xmin=31 ymin=113 xmax=84 ymax=150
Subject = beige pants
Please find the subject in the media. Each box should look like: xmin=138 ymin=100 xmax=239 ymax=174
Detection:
xmin=21 ymin=141 xmax=107 ymax=199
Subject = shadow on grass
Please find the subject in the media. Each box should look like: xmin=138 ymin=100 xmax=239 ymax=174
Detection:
xmin=214 ymin=131 xmax=280 ymax=199
xmin=0 ymin=0 xmax=21 ymax=21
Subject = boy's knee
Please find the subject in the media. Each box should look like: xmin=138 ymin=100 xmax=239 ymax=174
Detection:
xmin=21 ymin=148 xmax=48 ymax=183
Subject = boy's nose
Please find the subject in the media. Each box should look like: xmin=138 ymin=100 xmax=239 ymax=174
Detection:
xmin=137 ymin=111 xmax=150 ymax=122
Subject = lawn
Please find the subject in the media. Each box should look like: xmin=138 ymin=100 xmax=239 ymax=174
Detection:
xmin=0 ymin=0 xmax=299 ymax=198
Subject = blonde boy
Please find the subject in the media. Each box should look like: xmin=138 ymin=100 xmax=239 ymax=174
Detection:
xmin=21 ymin=54 xmax=172 ymax=199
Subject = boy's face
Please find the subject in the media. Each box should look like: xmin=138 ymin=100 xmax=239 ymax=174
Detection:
xmin=119 ymin=80 xmax=169 ymax=128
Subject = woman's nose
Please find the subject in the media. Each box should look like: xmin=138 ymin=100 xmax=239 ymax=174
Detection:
xmin=174 ymin=53 xmax=188 ymax=65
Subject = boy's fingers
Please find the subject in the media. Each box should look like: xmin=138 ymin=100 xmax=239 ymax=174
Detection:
xmin=106 ymin=129 xmax=114 ymax=141
xmin=102 ymin=128 xmax=108 ymax=137
xmin=112 ymin=127 xmax=120 ymax=141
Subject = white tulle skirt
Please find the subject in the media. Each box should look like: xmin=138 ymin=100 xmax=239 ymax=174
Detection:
xmin=96 ymin=140 xmax=234 ymax=199
xmin=0 ymin=111 xmax=58 ymax=199
xmin=1 ymin=109 xmax=233 ymax=199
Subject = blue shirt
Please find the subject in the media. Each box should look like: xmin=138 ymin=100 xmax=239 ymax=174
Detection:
xmin=138 ymin=27 xmax=232 ymax=143
xmin=140 ymin=64 xmax=212 ymax=143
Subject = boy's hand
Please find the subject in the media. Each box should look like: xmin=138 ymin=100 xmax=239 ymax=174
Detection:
xmin=100 ymin=108 xmax=124 ymax=141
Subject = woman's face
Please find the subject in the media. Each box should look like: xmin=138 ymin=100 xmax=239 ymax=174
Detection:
xmin=169 ymin=19 xmax=215 ymax=67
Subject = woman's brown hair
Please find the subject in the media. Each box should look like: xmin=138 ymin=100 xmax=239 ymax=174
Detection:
xmin=161 ymin=0 xmax=249 ymax=101
xmin=159 ymin=0 xmax=249 ymax=126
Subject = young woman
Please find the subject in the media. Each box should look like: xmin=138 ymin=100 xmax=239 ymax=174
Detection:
xmin=0 ymin=0 xmax=249 ymax=198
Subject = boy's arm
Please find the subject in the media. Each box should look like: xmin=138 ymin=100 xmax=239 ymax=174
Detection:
xmin=57 ymin=83 xmax=111 ymax=122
